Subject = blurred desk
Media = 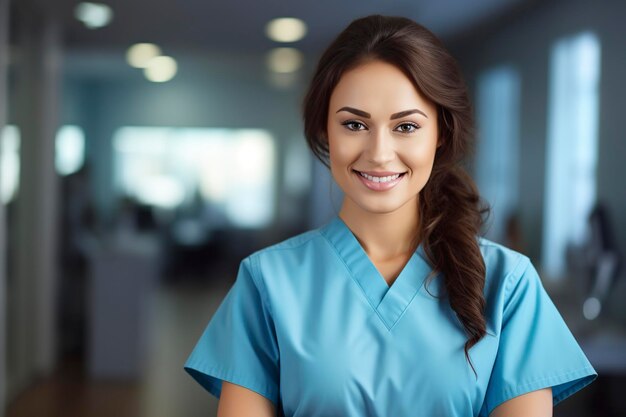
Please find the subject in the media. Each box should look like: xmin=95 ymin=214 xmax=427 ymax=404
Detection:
xmin=88 ymin=232 xmax=160 ymax=379
xmin=545 ymin=273 xmax=626 ymax=375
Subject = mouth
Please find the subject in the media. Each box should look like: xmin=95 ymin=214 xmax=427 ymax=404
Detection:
xmin=353 ymin=170 xmax=406 ymax=182
xmin=352 ymin=169 xmax=407 ymax=191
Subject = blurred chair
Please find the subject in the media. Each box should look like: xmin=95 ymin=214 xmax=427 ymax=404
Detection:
xmin=568 ymin=203 xmax=622 ymax=321
xmin=566 ymin=202 xmax=626 ymax=377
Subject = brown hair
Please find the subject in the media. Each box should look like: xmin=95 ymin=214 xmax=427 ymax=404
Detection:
xmin=302 ymin=14 xmax=490 ymax=376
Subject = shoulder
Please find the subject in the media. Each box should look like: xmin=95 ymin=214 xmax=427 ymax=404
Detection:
xmin=242 ymin=226 xmax=328 ymax=278
xmin=477 ymin=237 xmax=531 ymax=275
xmin=236 ymin=225 xmax=336 ymax=303
xmin=477 ymin=236 xmax=535 ymax=300
xmin=251 ymin=227 xmax=324 ymax=258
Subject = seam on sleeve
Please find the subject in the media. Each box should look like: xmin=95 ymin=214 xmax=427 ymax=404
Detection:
xmin=551 ymin=366 xmax=597 ymax=403
xmin=487 ymin=365 xmax=597 ymax=415
xmin=502 ymin=254 xmax=531 ymax=309
xmin=247 ymin=254 xmax=275 ymax=320
xmin=184 ymin=360 xmax=280 ymax=408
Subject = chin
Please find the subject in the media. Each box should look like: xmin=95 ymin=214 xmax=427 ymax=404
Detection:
xmin=351 ymin=198 xmax=413 ymax=216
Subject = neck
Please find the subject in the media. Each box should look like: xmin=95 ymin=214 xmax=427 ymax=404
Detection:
xmin=338 ymin=197 xmax=420 ymax=261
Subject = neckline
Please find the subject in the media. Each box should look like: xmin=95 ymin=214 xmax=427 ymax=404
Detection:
xmin=320 ymin=215 xmax=434 ymax=330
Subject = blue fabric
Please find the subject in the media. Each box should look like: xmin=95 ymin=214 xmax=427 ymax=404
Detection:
xmin=184 ymin=215 xmax=597 ymax=416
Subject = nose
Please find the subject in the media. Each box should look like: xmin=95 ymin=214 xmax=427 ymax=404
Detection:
xmin=365 ymin=128 xmax=395 ymax=165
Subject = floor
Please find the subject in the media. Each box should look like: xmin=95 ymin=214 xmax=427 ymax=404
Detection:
xmin=7 ymin=277 xmax=230 ymax=417
xmin=6 ymin=274 xmax=625 ymax=417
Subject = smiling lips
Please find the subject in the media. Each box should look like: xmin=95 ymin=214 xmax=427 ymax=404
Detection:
xmin=354 ymin=170 xmax=406 ymax=191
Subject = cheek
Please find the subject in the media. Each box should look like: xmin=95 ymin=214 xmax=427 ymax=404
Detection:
xmin=403 ymin=142 xmax=437 ymax=170
xmin=328 ymin=135 xmax=360 ymax=170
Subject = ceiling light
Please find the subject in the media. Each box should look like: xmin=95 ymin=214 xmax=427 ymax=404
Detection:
xmin=266 ymin=48 xmax=303 ymax=73
xmin=265 ymin=18 xmax=307 ymax=43
xmin=127 ymin=43 xmax=162 ymax=68
xmin=144 ymin=56 xmax=178 ymax=83
xmin=267 ymin=72 xmax=298 ymax=90
xmin=74 ymin=2 xmax=113 ymax=29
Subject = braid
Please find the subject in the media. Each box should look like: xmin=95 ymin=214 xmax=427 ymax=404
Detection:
xmin=420 ymin=167 xmax=489 ymax=378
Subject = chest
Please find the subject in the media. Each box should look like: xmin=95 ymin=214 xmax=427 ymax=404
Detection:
xmin=268 ymin=263 xmax=496 ymax=417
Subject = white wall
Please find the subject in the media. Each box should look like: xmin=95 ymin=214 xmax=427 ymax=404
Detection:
xmin=8 ymin=5 xmax=62 ymax=403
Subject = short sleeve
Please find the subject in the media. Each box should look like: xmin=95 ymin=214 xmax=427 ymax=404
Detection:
xmin=483 ymin=257 xmax=597 ymax=415
xmin=184 ymin=255 xmax=280 ymax=406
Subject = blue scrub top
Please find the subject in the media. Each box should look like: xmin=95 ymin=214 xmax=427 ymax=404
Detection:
xmin=184 ymin=215 xmax=597 ymax=416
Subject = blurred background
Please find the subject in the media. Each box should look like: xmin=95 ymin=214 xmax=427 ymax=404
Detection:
xmin=0 ymin=0 xmax=625 ymax=415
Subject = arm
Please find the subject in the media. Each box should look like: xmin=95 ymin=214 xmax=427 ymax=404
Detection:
xmin=217 ymin=381 xmax=276 ymax=417
xmin=490 ymin=387 xmax=552 ymax=417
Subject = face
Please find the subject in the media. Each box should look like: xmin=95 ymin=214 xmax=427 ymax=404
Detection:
xmin=326 ymin=59 xmax=439 ymax=217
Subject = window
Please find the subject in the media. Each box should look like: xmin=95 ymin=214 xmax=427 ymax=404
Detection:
xmin=1 ymin=124 xmax=87 ymax=204
xmin=113 ymin=127 xmax=276 ymax=228
xmin=56 ymin=125 xmax=85 ymax=176
xmin=543 ymin=31 xmax=600 ymax=280
xmin=475 ymin=66 xmax=521 ymax=243
xmin=1 ymin=125 xmax=20 ymax=204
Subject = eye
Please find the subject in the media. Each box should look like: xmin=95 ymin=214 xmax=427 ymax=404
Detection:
xmin=341 ymin=120 xmax=367 ymax=132
xmin=395 ymin=122 xmax=420 ymax=134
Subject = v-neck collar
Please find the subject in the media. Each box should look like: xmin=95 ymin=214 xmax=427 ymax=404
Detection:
xmin=320 ymin=215 xmax=435 ymax=330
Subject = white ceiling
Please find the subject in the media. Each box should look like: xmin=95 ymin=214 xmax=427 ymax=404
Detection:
xmin=14 ymin=0 xmax=534 ymax=78
xmin=25 ymin=0 xmax=532 ymax=53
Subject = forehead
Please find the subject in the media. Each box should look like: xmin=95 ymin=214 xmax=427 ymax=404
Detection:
xmin=329 ymin=60 xmax=434 ymax=114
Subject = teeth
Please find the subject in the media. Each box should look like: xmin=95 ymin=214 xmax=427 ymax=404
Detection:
xmin=358 ymin=172 xmax=401 ymax=183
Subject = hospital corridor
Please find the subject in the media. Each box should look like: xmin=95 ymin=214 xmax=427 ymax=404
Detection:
xmin=1 ymin=0 xmax=626 ymax=416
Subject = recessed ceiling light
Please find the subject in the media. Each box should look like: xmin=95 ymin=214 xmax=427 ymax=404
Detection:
xmin=127 ymin=43 xmax=162 ymax=68
xmin=265 ymin=18 xmax=307 ymax=43
xmin=266 ymin=48 xmax=303 ymax=73
xmin=74 ymin=2 xmax=113 ymax=29
xmin=144 ymin=56 xmax=178 ymax=83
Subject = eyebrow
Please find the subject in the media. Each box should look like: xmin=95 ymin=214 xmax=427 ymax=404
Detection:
xmin=336 ymin=106 xmax=428 ymax=119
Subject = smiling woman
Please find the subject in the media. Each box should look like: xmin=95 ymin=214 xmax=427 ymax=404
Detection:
xmin=184 ymin=14 xmax=597 ymax=417
xmin=326 ymin=60 xmax=439 ymax=220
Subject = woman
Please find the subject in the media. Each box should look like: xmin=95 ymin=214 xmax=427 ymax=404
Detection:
xmin=184 ymin=15 xmax=597 ymax=416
